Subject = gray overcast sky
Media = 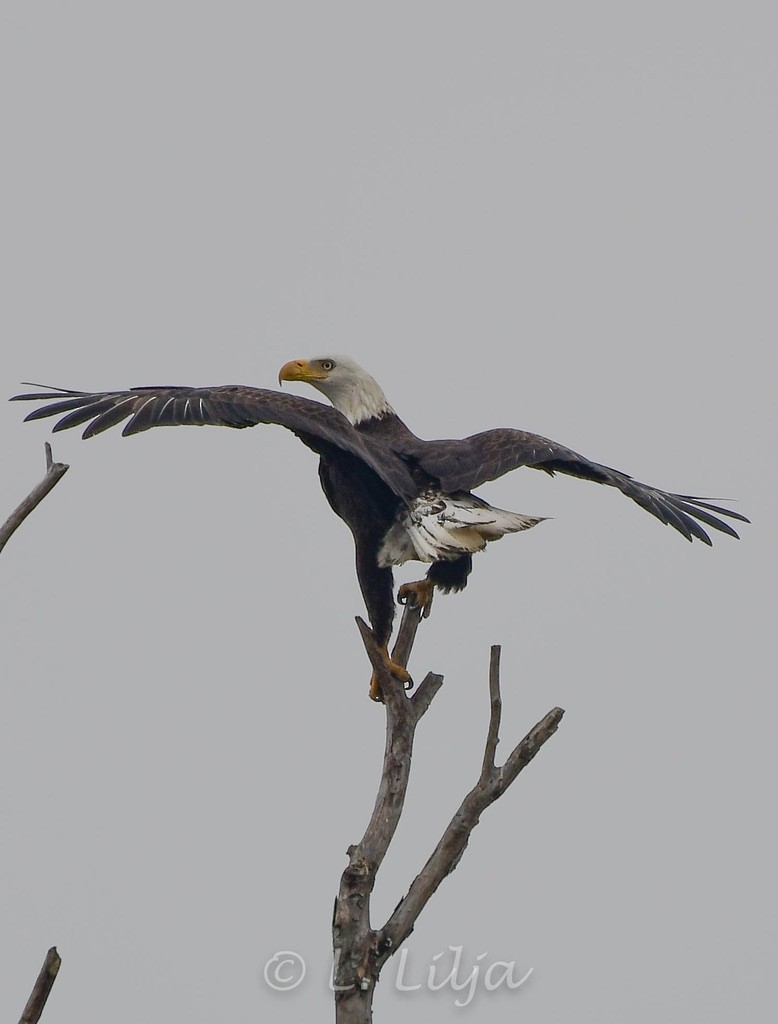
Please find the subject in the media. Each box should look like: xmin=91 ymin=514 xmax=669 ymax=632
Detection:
xmin=1 ymin=2 xmax=774 ymax=1021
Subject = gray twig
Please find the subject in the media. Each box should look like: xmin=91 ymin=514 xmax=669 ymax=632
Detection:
xmin=482 ymin=645 xmax=503 ymax=776
xmin=18 ymin=947 xmax=61 ymax=1024
xmin=0 ymin=444 xmax=69 ymax=555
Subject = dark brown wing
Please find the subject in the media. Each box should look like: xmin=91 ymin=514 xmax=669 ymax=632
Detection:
xmin=412 ymin=428 xmax=748 ymax=545
xmin=11 ymin=384 xmax=418 ymax=501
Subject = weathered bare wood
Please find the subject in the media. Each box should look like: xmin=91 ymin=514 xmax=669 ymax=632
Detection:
xmin=334 ymin=607 xmax=443 ymax=1021
xmin=18 ymin=946 xmax=61 ymax=1024
xmin=0 ymin=444 xmax=69 ymax=555
xmin=333 ymin=612 xmax=564 ymax=1023
xmin=389 ymin=603 xmax=423 ymax=669
xmin=410 ymin=670 xmax=445 ymax=717
xmin=481 ymin=645 xmax=503 ymax=775
xmin=378 ymin=703 xmax=564 ymax=959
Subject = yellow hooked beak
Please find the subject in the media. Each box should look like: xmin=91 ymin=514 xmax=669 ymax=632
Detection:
xmin=277 ymin=359 xmax=329 ymax=385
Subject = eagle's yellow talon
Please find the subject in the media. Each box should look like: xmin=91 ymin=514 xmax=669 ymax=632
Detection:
xmin=369 ymin=672 xmax=383 ymax=702
xmin=369 ymin=646 xmax=413 ymax=702
xmin=397 ymin=579 xmax=435 ymax=618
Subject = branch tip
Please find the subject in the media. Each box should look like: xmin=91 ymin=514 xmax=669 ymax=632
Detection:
xmin=411 ymin=671 xmax=444 ymax=717
xmin=482 ymin=645 xmax=503 ymax=775
xmin=18 ymin=946 xmax=61 ymax=1024
xmin=0 ymin=445 xmax=70 ymax=556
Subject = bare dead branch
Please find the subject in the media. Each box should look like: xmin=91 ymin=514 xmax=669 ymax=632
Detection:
xmin=481 ymin=645 xmax=503 ymax=776
xmin=349 ymin=606 xmax=443 ymax=864
xmin=500 ymin=705 xmax=566 ymax=788
xmin=390 ymin=603 xmax=423 ymax=669
xmin=410 ymin=670 xmax=445 ymax=718
xmin=0 ymin=444 xmax=69 ymax=556
xmin=334 ymin=611 xmax=564 ymax=1022
xmin=18 ymin=946 xmax=61 ymax=1024
xmin=377 ymin=651 xmax=563 ymax=963
xmin=334 ymin=606 xmax=443 ymax=1020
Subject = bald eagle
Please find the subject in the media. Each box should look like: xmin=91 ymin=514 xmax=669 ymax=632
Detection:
xmin=13 ymin=357 xmax=747 ymax=699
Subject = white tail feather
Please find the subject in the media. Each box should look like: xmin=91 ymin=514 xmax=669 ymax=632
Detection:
xmin=378 ymin=492 xmax=546 ymax=566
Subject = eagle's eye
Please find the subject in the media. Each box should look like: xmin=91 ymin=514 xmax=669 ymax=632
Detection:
xmin=320 ymin=359 xmax=335 ymax=371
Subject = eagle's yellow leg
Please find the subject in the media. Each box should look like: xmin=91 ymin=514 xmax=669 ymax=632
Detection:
xmin=369 ymin=645 xmax=413 ymax=702
xmin=397 ymin=578 xmax=435 ymax=618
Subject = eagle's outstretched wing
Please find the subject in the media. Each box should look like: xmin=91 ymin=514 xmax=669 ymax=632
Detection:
xmin=11 ymin=384 xmax=418 ymax=500
xmin=414 ymin=428 xmax=748 ymax=545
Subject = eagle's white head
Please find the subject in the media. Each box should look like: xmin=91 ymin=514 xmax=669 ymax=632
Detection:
xmin=278 ymin=355 xmax=394 ymax=425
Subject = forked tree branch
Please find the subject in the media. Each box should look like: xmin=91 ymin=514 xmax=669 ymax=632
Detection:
xmin=379 ymin=671 xmax=564 ymax=958
xmin=18 ymin=946 xmax=61 ymax=1024
xmin=0 ymin=444 xmax=69 ymax=556
xmin=333 ymin=610 xmax=564 ymax=1023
